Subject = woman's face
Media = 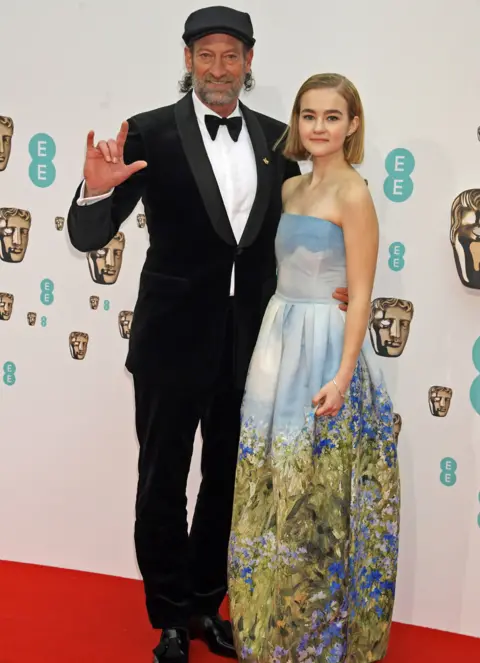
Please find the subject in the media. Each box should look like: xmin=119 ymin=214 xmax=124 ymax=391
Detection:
xmin=298 ymin=87 xmax=357 ymax=159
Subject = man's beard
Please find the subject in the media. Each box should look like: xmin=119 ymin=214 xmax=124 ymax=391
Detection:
xmin=193 ymin=72 xmax=244 ymax=106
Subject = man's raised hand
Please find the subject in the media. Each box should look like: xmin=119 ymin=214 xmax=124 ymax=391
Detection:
xmin=83 ymin=121 xmax=147 ymax=197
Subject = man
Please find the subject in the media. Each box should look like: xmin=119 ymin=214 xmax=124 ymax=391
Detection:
xmin=66 ymin=7 xmax=348 ymax=663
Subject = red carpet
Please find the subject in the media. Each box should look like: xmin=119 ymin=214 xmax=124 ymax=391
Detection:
xmin=1 ymin=560 xmax=480 ymax=662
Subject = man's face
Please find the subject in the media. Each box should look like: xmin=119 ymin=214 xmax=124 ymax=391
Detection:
xmin=0 ymin=119 xmax=13 ymax=171
xmin=370 ymin=302 xmax=413 ymax=358
xmin=87 ymin=232 xmax=125 ymax=285
xmin=0 ymin=293 xmax=13 ymax=321
xmin=185 ymin=34 xmax=252 ymax=107
xmin=429 ymin=387 xmax=452 ymax=417
xmin=27 ymin=312 xmax=37 ymax=326
xmin=0 ymin=210 xmax=31 ymax=263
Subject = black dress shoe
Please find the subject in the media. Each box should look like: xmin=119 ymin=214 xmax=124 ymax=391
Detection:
xmin=153 ymin=628 xmax=189 ymax=663
xmin=189 ymin=613 xmax=237 ymax=659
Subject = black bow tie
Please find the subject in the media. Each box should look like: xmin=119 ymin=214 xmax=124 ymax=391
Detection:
xmin=205 ymin=114 xmax=242 ymax=142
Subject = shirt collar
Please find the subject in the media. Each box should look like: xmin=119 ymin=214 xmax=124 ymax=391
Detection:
xmin=192 ymin=89 xmax=242 ymax=127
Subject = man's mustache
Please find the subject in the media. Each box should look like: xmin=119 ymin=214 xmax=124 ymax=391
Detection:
xmin=204 ymin=77 xmax=235 ymax=84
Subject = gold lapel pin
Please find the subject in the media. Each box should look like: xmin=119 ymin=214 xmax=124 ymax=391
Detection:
xmin=263 ymin=157 xmax=269 ymax=165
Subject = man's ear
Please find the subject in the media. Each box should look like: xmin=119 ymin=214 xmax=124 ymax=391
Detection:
xmin=185 ymin=45 xmax=193 ymax=72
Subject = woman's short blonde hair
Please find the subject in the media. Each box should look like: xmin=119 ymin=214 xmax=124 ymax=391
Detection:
xmin=278 ymin=73 xmax=364 ymax=164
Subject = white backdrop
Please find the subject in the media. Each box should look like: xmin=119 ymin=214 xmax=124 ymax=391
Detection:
xmin=2 ymin=0 xmax=480 ymax=640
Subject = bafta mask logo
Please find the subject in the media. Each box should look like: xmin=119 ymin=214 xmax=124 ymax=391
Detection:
xmin=429 ymin=386 xmax=453 ymax=418
xmin=393 ymin=413 xmax=402 ymax=444
xmin=0 ymin=208 xmax=31 ymax=263
xmin=137 ymin=213 xmax=146 ymax=228
xmin=369 ymin=298 xmax=414 ymax=358
xmin=55 ymin=216 xmax=65 ymax=231
xmin=450 ymin=189 xmax=480 ymax=289
xmin=89 ymin=296 xmax=99 ymax=310
xmin=69 ymin=331 xmax=89 ymax=360
xmin=0 ymin=293 xmax=14 ymax=321
xmin=0 ymin=116 xmax=13 ymax=171
xmin=87 ymin=231 xmax=125 ymax=285
xmin=27 ymin=312 xmax=37 ymax=326
xmin=118 ymin=310 xmax=133 ymax=339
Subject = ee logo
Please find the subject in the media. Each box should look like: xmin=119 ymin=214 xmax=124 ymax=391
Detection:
xmin=29 ymin=133 xmax=56 ymax=187
xmin=477 ymin=492 xmax=480 ymax=528
xmin=40 ymin=278 xmax=54 ymax=306
xmin=104 ymin=300 xmax=110 ymax=311
xmin=440 ymin=457 xmax=457 ymax=487
xmin=3 ymin=361 xmax=16 ymax=386
xmin=470 ymin=336 xmax=480 ymax=414
xmin=388 ymin=242 xmax=405 ymax=271
xmin=384 ymin=148 xmax=415 ymax=202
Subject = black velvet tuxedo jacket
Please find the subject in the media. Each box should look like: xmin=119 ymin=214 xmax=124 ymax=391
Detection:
xmin=67 ymin=90 xmax=300 ymax=390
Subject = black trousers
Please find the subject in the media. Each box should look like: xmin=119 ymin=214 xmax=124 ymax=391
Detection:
xmin=132 ymin=303 xmax=243 ymax=629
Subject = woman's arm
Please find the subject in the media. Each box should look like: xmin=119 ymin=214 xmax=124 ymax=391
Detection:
xmin=313 ymin=181 xmax=378 ymax=417
xmin=335 ymin=183 xmax=379 ymax=393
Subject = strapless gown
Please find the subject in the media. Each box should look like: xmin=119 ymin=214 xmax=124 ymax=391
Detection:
xmin=227 ymin=213 xmax=400 ymax=663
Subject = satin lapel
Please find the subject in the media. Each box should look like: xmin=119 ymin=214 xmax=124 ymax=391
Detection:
xmin=175 ymin=92 xmax=236 ymax=246
xmin=238 ymin=102 xmax=273 ymax=248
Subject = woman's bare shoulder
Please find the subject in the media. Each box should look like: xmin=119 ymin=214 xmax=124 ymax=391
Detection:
xmin=282 ymin=173 xmax=308 ymax=204
xmin=338 ymin=170 xmax=374 ymax=211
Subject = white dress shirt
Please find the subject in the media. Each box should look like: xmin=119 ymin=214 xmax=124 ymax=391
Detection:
xmin=77 ymin=91 xmax=258 ymax=295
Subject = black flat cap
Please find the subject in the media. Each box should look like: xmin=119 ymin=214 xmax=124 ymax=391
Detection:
xmin=182 ymin=6 xmax=255 ymax=48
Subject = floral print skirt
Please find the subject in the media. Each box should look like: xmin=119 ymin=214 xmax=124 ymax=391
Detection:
xmin=227 ymin=298 xmax=400 ymax=663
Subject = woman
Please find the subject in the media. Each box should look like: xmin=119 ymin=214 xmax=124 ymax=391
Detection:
xmin=227 ymin=74 xmax=400 ymax=663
